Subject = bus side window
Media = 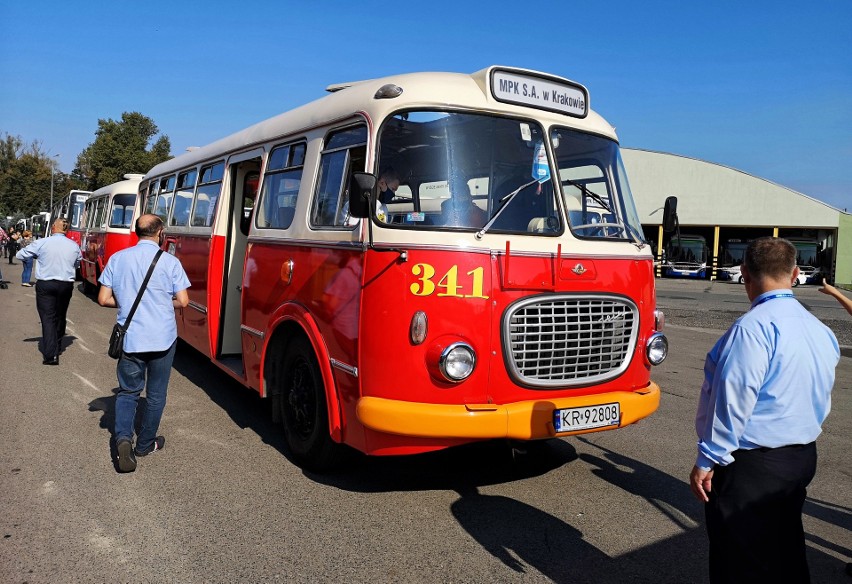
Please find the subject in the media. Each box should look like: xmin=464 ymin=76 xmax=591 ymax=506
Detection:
xmin=257 ymin=170 xmax=301 ymax=229
xmin=191 ymin=163 xmax=224 ymax=228
xmin=144 ymin=180 xmax=160 ymax=215
xmin=155 ymin=175 xmax=176 ymax=222
xmin=172 ymin=170 xmax=197 ymax=227
xmin=256 ymin=142 xmax=306 ymax=230
xmin=311 ymin=125 xmax=367 ymax=229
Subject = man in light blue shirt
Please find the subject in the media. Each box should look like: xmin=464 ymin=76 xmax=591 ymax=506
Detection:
xmin=16 ymin=218 xmax=82 ymax=365
xmin=689 ymin=237 xmax=839 ymax=583
xmin=98 ymin=214 xmax=190 ymax=472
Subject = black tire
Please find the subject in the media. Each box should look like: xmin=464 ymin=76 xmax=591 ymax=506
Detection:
xmin=792 ymin=279 xmax=799 ymax=287
xmin=278 ymin=337 xmax=340 ymax=471
xmin=737 ymin=275 xmax=744 ymax=284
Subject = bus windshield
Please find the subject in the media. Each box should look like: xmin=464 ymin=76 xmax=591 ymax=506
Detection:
xmin=552 ymin=128 xmax=644 ymax=242
xmin=669 ymin=237 xmax=706 ymax=264
xmin=70 ymin=200 xmax=85 ymax=229
xmin=792 ymin=240 xmax=818 ymax=267
xmin=375 ymin=110 xmax=642 ymax=241
xmin=376 ymin=111 xmax=562 ymax=234
xmin=722 ymin=241 xmax=747 ymax=267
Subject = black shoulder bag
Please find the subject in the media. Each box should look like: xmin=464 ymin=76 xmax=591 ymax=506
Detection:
xmin=108 ymin=250 xmax=164 ymax=359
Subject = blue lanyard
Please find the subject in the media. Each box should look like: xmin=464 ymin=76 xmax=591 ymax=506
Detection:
xmin=752 ymin=292 xmax=794 ymax=308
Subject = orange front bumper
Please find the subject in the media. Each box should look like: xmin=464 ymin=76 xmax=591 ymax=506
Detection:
xmin=356 ymin=382 xmax=660 ymax=440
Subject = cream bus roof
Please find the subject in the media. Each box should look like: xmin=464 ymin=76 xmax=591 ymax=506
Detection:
xmin=145 ymin=66 xmax=617 ymax=179
xmin=90 ymin=175 xmax=144 ymax=198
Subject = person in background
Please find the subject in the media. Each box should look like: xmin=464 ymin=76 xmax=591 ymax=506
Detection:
xmin=440 ymin=174 xmax=488 ymax=228
xmin=98 ymin=214 xmax=190 ymax=473
xmin=20 ymin=229 xmax=34 ymax=286
xmin=819 ymin=279 xmax=852 ymax=316
xmin=8 ymin=230 xmax=20 ymax=264
xmin=16 ymin=219 xmax=82 ymax=365
xmin=689 ymin=236 xmax=839 ymax=583
xmin=0 ymin=227 xmax=8 ymax=258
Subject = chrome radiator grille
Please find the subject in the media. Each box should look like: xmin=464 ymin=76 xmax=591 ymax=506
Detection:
xmin=503 ymin=295 xmax=639 ymax=387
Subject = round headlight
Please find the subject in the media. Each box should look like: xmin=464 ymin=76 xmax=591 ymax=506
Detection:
xmin=439 ymin=343 xmax=476 ymax=382
xmin=646 ymin=333 xmax=668 ymax=365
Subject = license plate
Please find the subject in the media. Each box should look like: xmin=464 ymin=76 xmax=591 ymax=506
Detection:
xmin=554 ymin=403 xmax=620 ymax=433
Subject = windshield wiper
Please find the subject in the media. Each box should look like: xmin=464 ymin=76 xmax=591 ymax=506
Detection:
xmin=475 ymin=179 xmax=539 ymax=240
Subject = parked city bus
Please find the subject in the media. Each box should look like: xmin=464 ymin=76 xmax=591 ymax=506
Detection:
xmin=140 ymin=66 xmax=675 ymax=469
xmin=663 ymin=234 xmax=708 ymax=278
xmin=30 ymin=212 xmax=50 ymax=239
xmin=717 ymin=238 xmax=748 ymax=282
xmin=51 ymin=190 xmax=91 ymax=244
xmin=787 ymin=236 xmax=822 ymax=285
xmin=79 ymin=175 xmax=144 ymax=290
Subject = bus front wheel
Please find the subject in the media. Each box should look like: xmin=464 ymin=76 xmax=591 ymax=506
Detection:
xmin=279 ymin=337 xmax=340 ymax=471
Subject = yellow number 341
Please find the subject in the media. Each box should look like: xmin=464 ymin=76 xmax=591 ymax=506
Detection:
xmin=410 ymin=263 xmax=489 ymax=299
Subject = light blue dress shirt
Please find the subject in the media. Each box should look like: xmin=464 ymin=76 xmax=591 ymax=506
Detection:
xmin=99 ymin=240 xmax=191 ymax=353
xmin=16 ymin=233 xmax=81 ymax=281
xmin=695 ymin=289 xmax=839 ymax=470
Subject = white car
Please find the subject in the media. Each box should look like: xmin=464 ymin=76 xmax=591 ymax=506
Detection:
xmin=721 ymin=265 xmax=807 ymax=286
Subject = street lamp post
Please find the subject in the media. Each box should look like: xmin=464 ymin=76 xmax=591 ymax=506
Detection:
xmin=49 ymin=154 xmax=60 ymax=220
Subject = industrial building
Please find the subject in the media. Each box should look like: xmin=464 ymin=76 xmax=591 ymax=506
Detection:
xmin=623 ymin=149 xmax=851 ymax=286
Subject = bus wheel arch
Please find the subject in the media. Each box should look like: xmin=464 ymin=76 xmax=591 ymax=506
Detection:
xmin=262 ymin=315 xmax=343 ymax=471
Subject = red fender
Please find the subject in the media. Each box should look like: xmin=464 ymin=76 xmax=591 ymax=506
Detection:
xmin=260 ymin=303 xmax=343 ymax=443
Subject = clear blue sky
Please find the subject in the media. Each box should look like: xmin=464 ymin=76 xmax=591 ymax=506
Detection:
xmin=2 ymin=1 xmax=850 ymax=210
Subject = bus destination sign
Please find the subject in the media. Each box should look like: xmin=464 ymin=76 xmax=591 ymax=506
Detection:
xmin=491 ymin=70 xmax=588 ymax=118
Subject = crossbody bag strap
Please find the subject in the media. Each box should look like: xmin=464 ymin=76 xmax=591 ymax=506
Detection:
xmin=123 ymin=250 xmax=164 ymax=330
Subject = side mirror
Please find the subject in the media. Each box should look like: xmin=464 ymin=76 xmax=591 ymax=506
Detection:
xmin=662 ymin=196 xmax=678 ymax=233
xmin=349 ymin=172 xmax=376 ymax=219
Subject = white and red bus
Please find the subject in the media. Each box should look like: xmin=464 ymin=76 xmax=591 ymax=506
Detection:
xmin=50 ymin=189 xmax=91 ymax=243
xmin=140 ymin=66 xmax=676 ymax=469
xmin=79 ymin=174 xmax=144 ymax=290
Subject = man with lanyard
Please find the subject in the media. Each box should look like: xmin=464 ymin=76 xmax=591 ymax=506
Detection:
xmin=17 ymin=218 xmax=82 ymax=365
xmin=689 ymin=236 xmax=839 ymax=583
xmin=98 ymin=214 xmax=190 ymax=473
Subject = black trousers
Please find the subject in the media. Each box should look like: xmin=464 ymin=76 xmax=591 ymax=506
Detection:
xmin=35 ymin=280 xmax=74 ymax=359
xmin=706 ymin=443 xmax=817 ymax=584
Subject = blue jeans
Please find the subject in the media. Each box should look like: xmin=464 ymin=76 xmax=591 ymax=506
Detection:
xmin=114 ymin=341 xmax=176 ymax=451
xmin=21 ymin=258 xmax=33 ymax=284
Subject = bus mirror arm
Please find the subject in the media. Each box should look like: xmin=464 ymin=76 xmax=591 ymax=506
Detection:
xmin=351 ymin=171 xmax=408 ymax=261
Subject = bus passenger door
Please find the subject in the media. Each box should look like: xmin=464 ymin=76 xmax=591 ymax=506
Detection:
xmin=215 ymin=152 xmax=262 ymax=377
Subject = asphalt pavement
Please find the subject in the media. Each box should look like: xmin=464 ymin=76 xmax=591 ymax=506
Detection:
xmin=1 ymin=261 xmax=850 ymax=583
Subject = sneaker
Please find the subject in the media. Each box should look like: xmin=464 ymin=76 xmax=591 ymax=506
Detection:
xmin=135 ymin=436 xmax=165 ymax=457
xmin=22 ymin=282 xmax=32 ymax=287
xmin=116 ymin=439 xmax=137 ymax=473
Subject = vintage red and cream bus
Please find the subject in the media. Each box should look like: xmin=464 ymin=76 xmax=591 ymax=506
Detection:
xmin=51 ymin=189 xmax=91 ymax=243
xmin=140 ymin=66 xmax=675 ymax=469
xmin=79 ymin=174 xmax=144 ymax=289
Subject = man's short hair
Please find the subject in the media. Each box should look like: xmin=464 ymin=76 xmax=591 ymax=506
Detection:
xmin=136 ymin=214 xmax=164 ymax=237
xmin=52 ymin=218 xmax=69 ymax=233
xmin=744 ymin=237 xmax=797 ymax=280
xmin=379 ymin=167 xmax=399 ymax=182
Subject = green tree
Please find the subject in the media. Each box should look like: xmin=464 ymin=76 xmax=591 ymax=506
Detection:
xmin=0 ymin=133 xmax=60 ymax=222
xmin=76 ymin=112 xmax=171 ymax=190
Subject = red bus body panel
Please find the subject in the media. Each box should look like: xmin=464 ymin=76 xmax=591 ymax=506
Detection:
xmin=170 ymin=234 xmax=217 ymax=356
xmin=236 ymin=240 xmax=657 ymax=456
xmin=81 ymin=231 xmax=137 ymax=287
